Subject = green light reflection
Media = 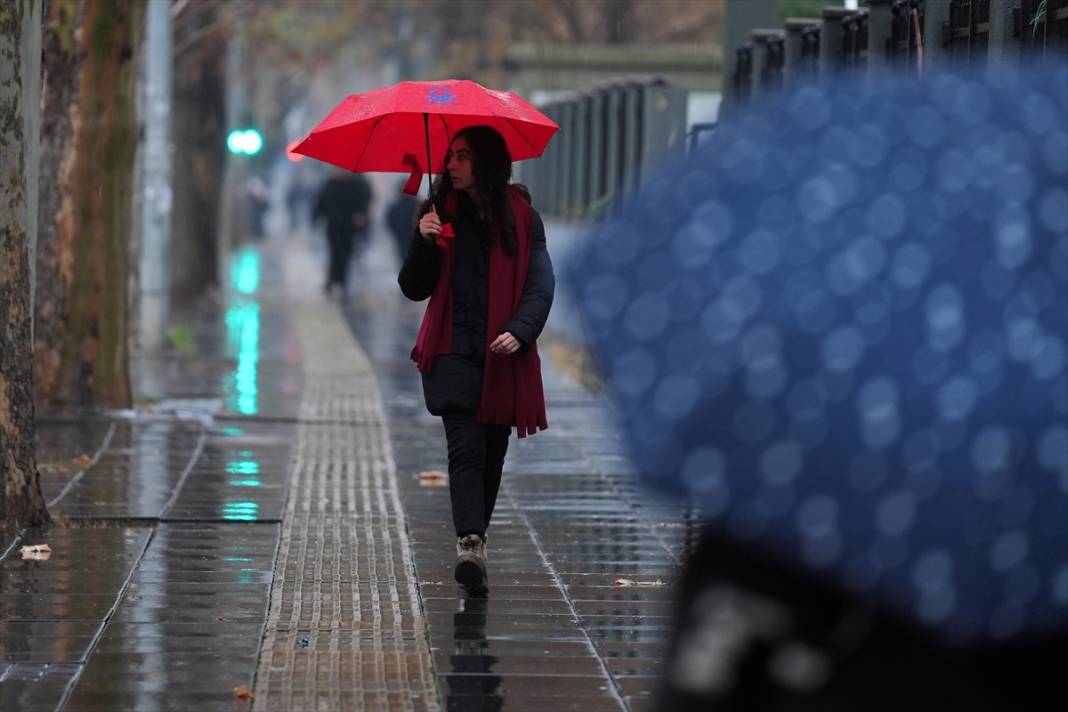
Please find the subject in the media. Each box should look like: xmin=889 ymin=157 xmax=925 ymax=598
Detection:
xmin=226 ymin=461 xmax=260 ymax=475
xmin=224 ymin=247 xmax=261 ymax=416
xmin=231 ymin=247 xmax=261 ymax=295
xmin=222 ymin=501 xmax=259 ymax=522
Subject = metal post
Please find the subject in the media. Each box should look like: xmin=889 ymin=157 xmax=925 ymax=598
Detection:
xmin=722 ymin=0 xmax=778 ymax=114
xmin=867 ymin=0 xmax=896 ymax=72
xmin=572 ymin=95 xmax=590 ymax=217
xmin=588 ymin=90 xmax=606 ymax=211
xmin=604 ymin=87 xmax=624 ymax=204
xmin=820 ymin=6 xmax=856 ymax=71
xmin=987 ymin=0 xmax=1020 ymax=61
xmin=752 ymin=29 xmax=786 ymax=94
xmin=784 ymin=18 xmax=822 ymax=82
xmin=621 ymin=84 xmax=643 ymax=199
xmin=139 ymin=0 xmax=172 ymax=350
xmin=923 ymin=0 xmax=953 ymax=65
xmin=638 ymin=81 xmax=688 ymax=185
xmin=558 ymin=101 xmax=575 ymax=217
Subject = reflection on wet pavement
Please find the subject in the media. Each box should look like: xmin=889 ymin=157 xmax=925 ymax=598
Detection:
xmin=63 ymin=523 xmax=278 ymax=711
xmin=0 ymin=526 xmax=152 ymax=710
xmin=2 ymin=245 xmax=295 ymax=711
xmin=4 ymin=236 xmax=700 ymax=711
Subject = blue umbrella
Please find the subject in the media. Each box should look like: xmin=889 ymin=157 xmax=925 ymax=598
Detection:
xmin=568 ymin=61 xmax=1068 ymax=645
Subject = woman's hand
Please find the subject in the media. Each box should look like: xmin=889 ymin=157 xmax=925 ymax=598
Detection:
xmin=490 ymin=332 xmax=520 ymax=355
xmin=418 ymin=210 xmax=441 ymax=240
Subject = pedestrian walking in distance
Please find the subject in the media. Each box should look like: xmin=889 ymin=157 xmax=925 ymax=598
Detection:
xmin=311 ymin=167 xmax=373 ymax=295
xmin=399 ymin=125 xmax=554 ymax=596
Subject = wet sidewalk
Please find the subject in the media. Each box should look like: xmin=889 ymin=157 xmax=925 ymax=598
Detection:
xmin=0 ymin=230 xmax=700 ymax=711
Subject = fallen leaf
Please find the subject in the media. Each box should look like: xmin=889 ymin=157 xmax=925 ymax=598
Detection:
xmin=233 ymin=686 xmax=254 ymax=700
xmin=418 ymin=470 xmax=448 ymax=487
xmin=74 ymin=454 xmax=91 ymax=467
xmin=21 ymin=544 xmax=53 ymax=561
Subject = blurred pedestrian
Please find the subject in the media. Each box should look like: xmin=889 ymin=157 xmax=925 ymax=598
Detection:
xmin=285 ymin=163 xmax=315 ymax=233
xmin=311 ymin=167 xmax=373 ymax=295
xmin=246 ymin=175 xmax=270 ymax=240
xmin=399 ymin=125 xmax=554 ymax=596
xmin=386 ymin=178 xmax=420 ymax=262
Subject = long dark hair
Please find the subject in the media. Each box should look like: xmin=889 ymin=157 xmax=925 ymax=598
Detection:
xmin=420 ymin=125 xmax=530 ymax=255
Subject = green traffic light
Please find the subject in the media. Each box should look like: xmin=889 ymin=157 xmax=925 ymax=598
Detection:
xmin=227 ymin=129 xmax=263 ymax=155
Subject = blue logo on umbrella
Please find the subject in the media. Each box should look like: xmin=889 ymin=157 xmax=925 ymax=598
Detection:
xmin=427 ymin=86 xmax=456 ymax=104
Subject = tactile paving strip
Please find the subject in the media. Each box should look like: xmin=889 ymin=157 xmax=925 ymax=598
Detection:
xmin=253 ymin=300 xmax=439 ymax=711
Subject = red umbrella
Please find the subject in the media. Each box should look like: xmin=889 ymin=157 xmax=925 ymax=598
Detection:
xmin=293 ymin=80 xmax=559 ymax=194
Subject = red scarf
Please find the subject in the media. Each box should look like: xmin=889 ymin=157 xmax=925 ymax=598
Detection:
xmin=410 ymin=186 xmax=548 ymax=438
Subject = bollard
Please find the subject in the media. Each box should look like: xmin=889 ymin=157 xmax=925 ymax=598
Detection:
xmin=784 ymin=18 xmax=822 ymax=82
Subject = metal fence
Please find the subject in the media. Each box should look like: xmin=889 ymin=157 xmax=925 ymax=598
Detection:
xmin=521 ymin=0 xmax=1066 ymax=220
xmin=730 ymin=0 xmax=1068 ymax=106
xmin=517 ymin=79 xmax=688 ymax=220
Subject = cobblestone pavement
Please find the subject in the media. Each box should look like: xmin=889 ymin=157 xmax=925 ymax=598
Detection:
xmin=0 ymin=230 xmax=700 ymax=711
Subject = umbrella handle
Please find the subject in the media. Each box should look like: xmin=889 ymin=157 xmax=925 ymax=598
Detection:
xmin=424 ymin=112 xmax=433 ymax=202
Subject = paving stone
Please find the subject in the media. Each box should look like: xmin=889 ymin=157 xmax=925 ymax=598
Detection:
xmin=0 ymin=663 xmax=81 ymax=712
xmin=344 ymin=254 xmax=700 ymax=711
xmin=252 ymin=294 xmax=437 ymax=709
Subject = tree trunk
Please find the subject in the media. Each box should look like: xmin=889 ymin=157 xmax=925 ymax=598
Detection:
xmin=1 ymin=0 xmax=50 ymax=528
xmin=171 ymin=5 xmax=227 ymax=304
xmin=33 ymin=0 xmax=143 ymax=409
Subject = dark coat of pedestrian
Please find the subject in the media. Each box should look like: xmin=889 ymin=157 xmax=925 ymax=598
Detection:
xmin=398 ymin=125 xmax=554 ymax=596
xmin=386 ymin=179 xmax=420 ymax=262
xmin=311 ymin=169 xmax=373 ymax=293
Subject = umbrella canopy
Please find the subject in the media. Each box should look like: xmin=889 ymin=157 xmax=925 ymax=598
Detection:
xmin=293 ymin=80 xmax=559 ymax=175
xmin=567 ymin=61 xmax=1068 ymax=645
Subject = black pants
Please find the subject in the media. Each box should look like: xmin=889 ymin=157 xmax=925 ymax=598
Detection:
xmin=326 ymin=228 xmax=355 ymax=288
xmin=442 ymin=412 xmax=510 ymax=538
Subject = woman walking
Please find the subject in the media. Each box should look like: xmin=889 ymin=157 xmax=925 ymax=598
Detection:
xmin=399 ymin=125 xmax=554 ymax=596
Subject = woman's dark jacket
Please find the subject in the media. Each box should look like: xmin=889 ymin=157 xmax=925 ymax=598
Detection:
xmin=398 ymin=195 xmax=554 ymax=415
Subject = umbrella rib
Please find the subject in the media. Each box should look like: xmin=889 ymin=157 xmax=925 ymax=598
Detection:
xmin=438 ymin=113 xmax=450 ymax=147
xmin=350 ymin=115 xmax=386 ymax=172
xmin=501 ymin=116 xmax=540 ymax=157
